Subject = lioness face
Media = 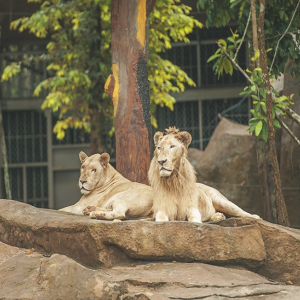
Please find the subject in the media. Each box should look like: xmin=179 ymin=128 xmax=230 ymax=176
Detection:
xmin=155 ymin=135 xmax=187 ymax=177
xmin=78 ymin=151 xmax=110 ymax=195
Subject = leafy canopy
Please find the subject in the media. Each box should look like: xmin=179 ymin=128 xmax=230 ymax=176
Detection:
xmin=198 ymin=0 xmax=300 ymax=141
xmin=2 ymin=0 xmax=202 ymax=139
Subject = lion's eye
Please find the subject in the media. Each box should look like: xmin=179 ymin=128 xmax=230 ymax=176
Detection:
xmin=157 ymin=146 xmax=161 ymax=150
xmin=170 ymin=145 xmax=175 ymax=149
xmin=91 ymin=169 xmax=96 ymax=173
xmin=82 ymin=166 xmax=85 ymax=169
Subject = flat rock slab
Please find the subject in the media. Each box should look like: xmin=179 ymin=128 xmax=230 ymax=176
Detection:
xmin=0 ymin=199 xmax=265 ymax=270
xmin=218 ymin=218 xmax=300 ymax=285
xmin=0 ymin=242 xmax=299 ymax=300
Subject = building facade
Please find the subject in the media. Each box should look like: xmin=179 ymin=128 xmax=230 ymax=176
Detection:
xmin=0 ymin=1 xmax=250 ymax=209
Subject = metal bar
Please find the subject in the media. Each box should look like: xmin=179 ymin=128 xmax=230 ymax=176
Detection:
xmin=23 ymin=165 xmax=27 ymax=203
xmin=199 ymin=99 xmax=203 ymax=150
xmin=46 ymin=109 xmax=54 ymax=209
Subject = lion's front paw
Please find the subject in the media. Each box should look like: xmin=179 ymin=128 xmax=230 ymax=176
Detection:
xmin=251 ymin=214 xmax=261 ymax=219
xmin=89 ymin=211 xmax=107 ymax=220
xmin=83 ymin=206 xmax=96 ymax=215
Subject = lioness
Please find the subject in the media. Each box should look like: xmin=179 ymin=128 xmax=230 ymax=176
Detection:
xmin=59 ymin=151 xmax=153 ymax=220
xmin=148 ymin=127 xmax=260 ymax=223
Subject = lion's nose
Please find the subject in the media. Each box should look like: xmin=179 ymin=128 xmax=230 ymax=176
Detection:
xmin=80 ymin=180 xmax=87 ymax=184
xmin=158 ymin=159 xmax=167 ymax=165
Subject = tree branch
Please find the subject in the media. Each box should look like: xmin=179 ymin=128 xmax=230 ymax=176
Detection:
xmin=216 ymin=42 xmax=254 ymax=85
xmin=217 ymin=42 xmax=300 ymax=132
xmin=276 ymin=116 xmax=300 ymax=147
xmin=234 ymin=11 xmax=251 ymax=62
xmin=270 ymin=0 xmax=300 ymax=72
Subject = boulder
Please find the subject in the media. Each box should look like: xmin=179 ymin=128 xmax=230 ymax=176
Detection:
xmin=1 ymin=199 xmax=300 ymax=286
xmin=280 ymin=66 xmax=300 ymax=227
xmin=218 ymin=217 xmax=300 ymax=285
xmin=1 ymin=241 xmax=300 ymax=300
xmin=187 ymin=147 xmax=204 ymax=167
xmin=194 ymin=117 xmax=263 ymax=217
xmin=0 ymin=199 xmax=265 ymax=269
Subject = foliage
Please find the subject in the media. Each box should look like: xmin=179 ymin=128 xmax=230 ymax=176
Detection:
xmin=240 ymin=67 xmax=293 ymax=141
xmin=148 ymin=0 xmax=202 ymax=126
xmin=198 ymin=0 xmax=300 ymax=79
xmin=199 ymin=0 xmax=300 ymax=141
xmin=1 ymin=0 xmax=202 ymax=139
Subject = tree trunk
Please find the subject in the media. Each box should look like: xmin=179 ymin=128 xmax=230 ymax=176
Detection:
xmin=257 ymin=0 xmax=289 ymax=226
xmin=105 ymin=0 xmax=156 ymax=184
xmin=0 ymin=102 xmax=11 ymax=199
xmin=89 ymin=108 xmax=106 ymax=155
xmin=280 ymin=60 xmax=300 ymax=227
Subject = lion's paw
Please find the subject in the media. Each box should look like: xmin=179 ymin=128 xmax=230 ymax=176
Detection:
xmin=209 ymin=212 xmax=226 ymax=222
xmin=251 ymin=214 xmax=261 ymax=219
xmin=83 ymin=206 xmax=96 ymax=215
xmin=89 ymin=211 xmax=99 ymax=219
xmin=89 ymin=211 xmax=107 ymax=220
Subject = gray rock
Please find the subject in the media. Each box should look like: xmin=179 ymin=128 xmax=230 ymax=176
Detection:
xmin=0 ymin=242 xmax=300 ymax=300
xmin=0 ymin=199 xmax=265 ymax=269
xmin=194 ymin=117 xmax=263 ymax=217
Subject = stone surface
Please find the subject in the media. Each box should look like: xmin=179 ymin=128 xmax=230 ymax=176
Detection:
xmin=0 ymin=199 xmax=265 ymax=269
xmin=187 ymin=147 xmax=204 ymax=168
xmin=1 ymin=199 xmax=300 ymax=291
xmin=1 ymin=241 xmax=300 ymax=300
xmin=194 ymin=117 xmax=263 ymax=217
xmin=218 ymin=217 xmax=300 ymax=285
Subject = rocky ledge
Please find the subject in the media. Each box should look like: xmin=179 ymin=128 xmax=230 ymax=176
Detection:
xmin=0 ymin=199 xmax=300 ymax=298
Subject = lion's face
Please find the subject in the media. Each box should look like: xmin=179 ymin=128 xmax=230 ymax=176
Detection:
xmin=153 ymin=128 xmax=192 ymax=177
xmin=78 ymin=151 xmax=110 ymax=195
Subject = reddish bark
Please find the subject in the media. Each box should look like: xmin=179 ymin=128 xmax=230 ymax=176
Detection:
xmin=105 ymin=0 xmax=156 ymax=184
xmin=258 ymin=0 xmax=290 ymax=226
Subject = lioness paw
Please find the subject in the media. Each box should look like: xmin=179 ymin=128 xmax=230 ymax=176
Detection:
xmin=83 ymin=206 xmax=96 ymax=215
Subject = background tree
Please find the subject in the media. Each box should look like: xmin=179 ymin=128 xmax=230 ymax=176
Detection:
xmin=2 ymin=0 xmax=202 ymax=157
xmin=199 ymin=0 xmax=300 ymax=226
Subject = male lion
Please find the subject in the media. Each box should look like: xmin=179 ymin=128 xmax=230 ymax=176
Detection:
xmin=148 ymin=127 xmax=260 ymax=223
xmin=59 ymin=151 xmax=153 ymax=220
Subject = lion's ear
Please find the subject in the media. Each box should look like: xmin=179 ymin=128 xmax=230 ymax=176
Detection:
xmin=100 ymin=153 xmax=110 ymax=169
xmin=175 ymin=132 xmax=192 ymax=148
xmin=154 ymin=131 xmax=163 ymax=146
xmin=79 ymin=151 xmax=88 ymax=164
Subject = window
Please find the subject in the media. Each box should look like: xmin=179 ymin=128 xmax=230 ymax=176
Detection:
xmin=1 ymin=110 xmax=48 ymax=207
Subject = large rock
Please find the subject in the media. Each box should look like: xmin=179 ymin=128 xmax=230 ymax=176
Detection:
xmin=1 ymin=241 xmax=300 ymax=300
xmin=194 ymin=117 xmax=263 ymax=217
xmin=0 ymin=199 xmax=265 ymax=269
xmin=218 ymin=218 xmax=300 ymax=285
xmin=1 ymin=200 xmax=300 ymax=286
xmin=280 ymin=65 xmax=300 ymax=227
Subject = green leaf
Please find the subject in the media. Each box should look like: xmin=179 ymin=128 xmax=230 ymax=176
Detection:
xmin=273 ymin=119 xmax=281 ymax=128
xmin=207 ymin=53 xmax=220 ymax=63
xmin=262 ymin=123 xmax=268 ymax=141
xmin=272 ymin=88 xmax=280 ymax=96
xmin=218 ymin=39 xmax=227 ymax=48
xmin=254 ymin=103 xmax=261 ymax=114
xmin=251 ymin=50 xmax=260 ymax=62
xmin=251 ymin=95 xmax=260 ymax=100
xmin=250 ymin=85 xmax=257 ymax=93
xmin=255 ymin=120 xmax=263 ymax=136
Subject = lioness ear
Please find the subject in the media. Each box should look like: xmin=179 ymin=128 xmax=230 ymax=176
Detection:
xmin=154 ymin=131 xmax=163 ymax=146
xmin=175 ymin=132 xmax=192 ymax=148
xmin=79 ymin=151 xmax=88 ymax=164
xmin=100 ymin=153 xmax=110 ymax=169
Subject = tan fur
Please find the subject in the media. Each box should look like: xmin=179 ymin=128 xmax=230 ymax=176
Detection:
xmin=149 ymin=127 xmax=260 ymax=223
xmin=59 ymin=152 xmax=153 ymax=220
